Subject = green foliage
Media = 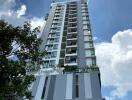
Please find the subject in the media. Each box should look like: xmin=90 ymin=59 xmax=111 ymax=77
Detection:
xmin=0 ymin=20 xmax=45 ymax=99
xmin=63 ymin=65 xmax=78 ymax=72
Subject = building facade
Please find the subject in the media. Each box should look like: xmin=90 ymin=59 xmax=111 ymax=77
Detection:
xmin=31 ymin=0 xmax=104 ymax=100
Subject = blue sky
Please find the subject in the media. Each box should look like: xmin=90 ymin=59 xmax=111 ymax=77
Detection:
xmin=14 ymin=0 xmax=132 ymax=42
xmin=0 ymin=0 xmax=132 ymax=100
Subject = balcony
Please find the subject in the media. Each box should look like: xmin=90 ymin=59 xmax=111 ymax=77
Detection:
xmin=65 ymin=47 xmax=77 ymax=56
xmin=68 ymin=18 xmax=77 ymax=23
xmin=69 ymin=10 xmax=77 ymax=14
xmin=67 ymin=31 xmax=77 ymax=35
xmin=62 ymin=36 xmax=66 ymax=42
xmin=43 ymin=60 xmax=56 ymax=68
xmin=63 ymin=66 xmax=99 ymax=73
xmin=69 ymin=3 xmax=77 ymax=7
xmin=63 ymin=31 xmax=67 ymax=36
xmin=67 ymin=40 xmax=77 ymax=47
xmin=58 ymin=59 xmax=64 ymax=67
xmin=52 ymin=21 xmax=61 ymax=24
xmin=68 ymin=13 xmax=77 ymax=16
xmin=45 ymin=44 xmax=58 ymax=51
xmin=69 ymin=8 xmax=77 ymax=10
xmin=68 ymin=27 xmax=77 ymax=33
xmin=68 ymin=23 xmax=77 ymax=27
xmin=67 ymin=34 xmax=77 ymax=39
xmin=60 ymin=50 xmax=65 ymax=58
xmin=61 ymin=42 xmax=66 ymax=49
xmin=47 ymin=38 xmax=59 ymax=44
xmin=68 ymin=15 xmax=77 ymax=18
xmin=65 ymin=56 xmax=77 ymax=66
xmin=67 ymin=6 xmax=77 ymax=10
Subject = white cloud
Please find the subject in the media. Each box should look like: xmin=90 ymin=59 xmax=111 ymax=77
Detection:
xmin=0 ymin=0 xmax=45 ymax=35
xmin=30 ymin=17 xmax=46 ymax=33
xmin=95 ymin=29 xmax=132 ymax=98
xmin=0 ymin=0 xmax=15 ymax=17
xmin=16 ymin=4 xmax=26 ymax=18
xmin=93 ymin=36 xmax=98 ymax=41
xmin=0 ymin=0 xmax=27 ymax=26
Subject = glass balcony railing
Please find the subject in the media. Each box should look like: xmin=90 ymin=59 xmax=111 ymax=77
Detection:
xmin=67 ymin=34 xmax=77 ymax=39
xmin=67 ymin=41 xmax=77 ymax=46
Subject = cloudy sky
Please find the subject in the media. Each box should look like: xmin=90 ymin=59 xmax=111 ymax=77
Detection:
xmin=0 ymin=0 xmax=132 ymax=100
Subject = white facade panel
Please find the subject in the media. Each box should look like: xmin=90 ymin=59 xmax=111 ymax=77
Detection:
xmin=34 ymin=75 xmax=46 ymax=100
xmin=84 ymin=73 xmax=92 ymax=99
xmin=65 ymin=74 xmax=73 ymax=99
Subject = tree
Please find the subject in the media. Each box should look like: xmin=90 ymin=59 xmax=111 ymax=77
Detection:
xmin=63 ymin=65 xmax=78 ymax=72
xmin=0 ymin=20 xmax=45 ymax=99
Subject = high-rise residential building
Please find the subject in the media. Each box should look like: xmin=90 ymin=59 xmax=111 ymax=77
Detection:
xmin=31 ymin=0 xmax=104 ymax=100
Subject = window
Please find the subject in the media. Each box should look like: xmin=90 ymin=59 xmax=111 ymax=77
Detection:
xmin=84 ymin=36 xmax=88 ymax=41
xmin=86 ymin=58 xmax=92 ymax=66
xmin=75 ymin=75 xmax=79 ymax=98
xmin=85 ymin=42 xmax=93 ymax=48
xmin=49 ymin=60 xmax=56 ymax=67
xmin=86 ymin=58 xmax=96 ymax=66
xmin=82 ymin=16 xmax=88 ymax=20
xmin=75 ymin=85 xmax=79 ymax=97
xmin=85 ymin=50 xmax=91 ymax=57
xmin=82 ymin=13 xmax=87 ymax=17
xmin=84 ymin=36 xmax=92 ymax=41
xmin=41 ymin=77 xmax=48 ymax=99
xmin=84 ymin=30 xmax=91 ymax=35
xmin=75 ymin=75 xmax=78 ymax=84
xmin=84 ymin=43 xmax=90 ymax=48
xmin=92 ymin=59 xmax=96 ymax=65
xmin=51 ymin=51 xmax=57 ymax=58
xmin=85 ymin=50 xmax=95 ymax=57
xmin=81 ymin=9 xmax=87 ymax=13
xmin=45 ymin=45 xmax=53 ymax=50
xmin=83 ymin=25 xmax=89 ymax=30
xmin=53 ymin=44 xmax=58 ymax=49
xmin=43 ymin=61 xmax=49 ymax=68
xmin=45 ymin=52 xmax=51 ymax=59
xmin=83 ymin=21 xmax=88 ymax=25
xmin=54 ymin=38 xmax=59 ymax=42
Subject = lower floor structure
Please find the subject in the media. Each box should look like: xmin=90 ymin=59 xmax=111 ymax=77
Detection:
xmin=31 ymin=70 xmax=104 ymax=100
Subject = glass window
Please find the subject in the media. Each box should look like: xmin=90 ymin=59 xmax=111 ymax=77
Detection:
xmin=49 ymin=60 xmax=56 ymax=67
xmin=82 ymin=13 xmax=87 ymax=17
xmin=53 ymin=44 xmax=58 ymax=49
xmin=84 ymin=43 xmax=89 ymax=48
xmin=41 ymin=77 xmax=48 ymax=99
xmin=51 ymin=51 xmax=57 ymax=58
xmin=82 ymin=16 xmax=88 ymax=20
xmin=84 ymin=42 xmax=93 ymax=48
xmin=84 ymin=36 xmax=88 ymax=41
xmin=55 ymin=38 xmax=59 ymax=42
xmin=92 ymin=59 xmax=96 ymax=65
xmin=83 ymin=21 xmax=88 ymax=25
xmin=84 ymin=30 xmax=90 ymax=35
xmin=85 ymin=50 xmax=95 ymax=57
xmin=83 ymin=25 xmax=89 ymax=30
xmin=84 ymin=36 xmax=92 ymax=41
xmin=44 ymin=61 xmax=49 ymax=68
xmin=75 ymin=75 xmax=79 ymax=98
xmin=75 ymin=85 xmax=79 ymax=97
xmin=85 ymin=50 xmax=91 ymax=57
xmin=56 ymin=32 xmax=60 ymax=36
xmin=86 ymin=58 xmax=92 ymax=66
xmin=46 ymin=45 xmax=53 ymax=50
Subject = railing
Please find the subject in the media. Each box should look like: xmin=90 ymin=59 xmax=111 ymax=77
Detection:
xmin=63 ymin=66 xmax=99 ymax=73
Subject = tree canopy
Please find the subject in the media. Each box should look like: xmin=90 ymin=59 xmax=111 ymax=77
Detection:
xmin=0 ymin=20 xmax=45 ymax=99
